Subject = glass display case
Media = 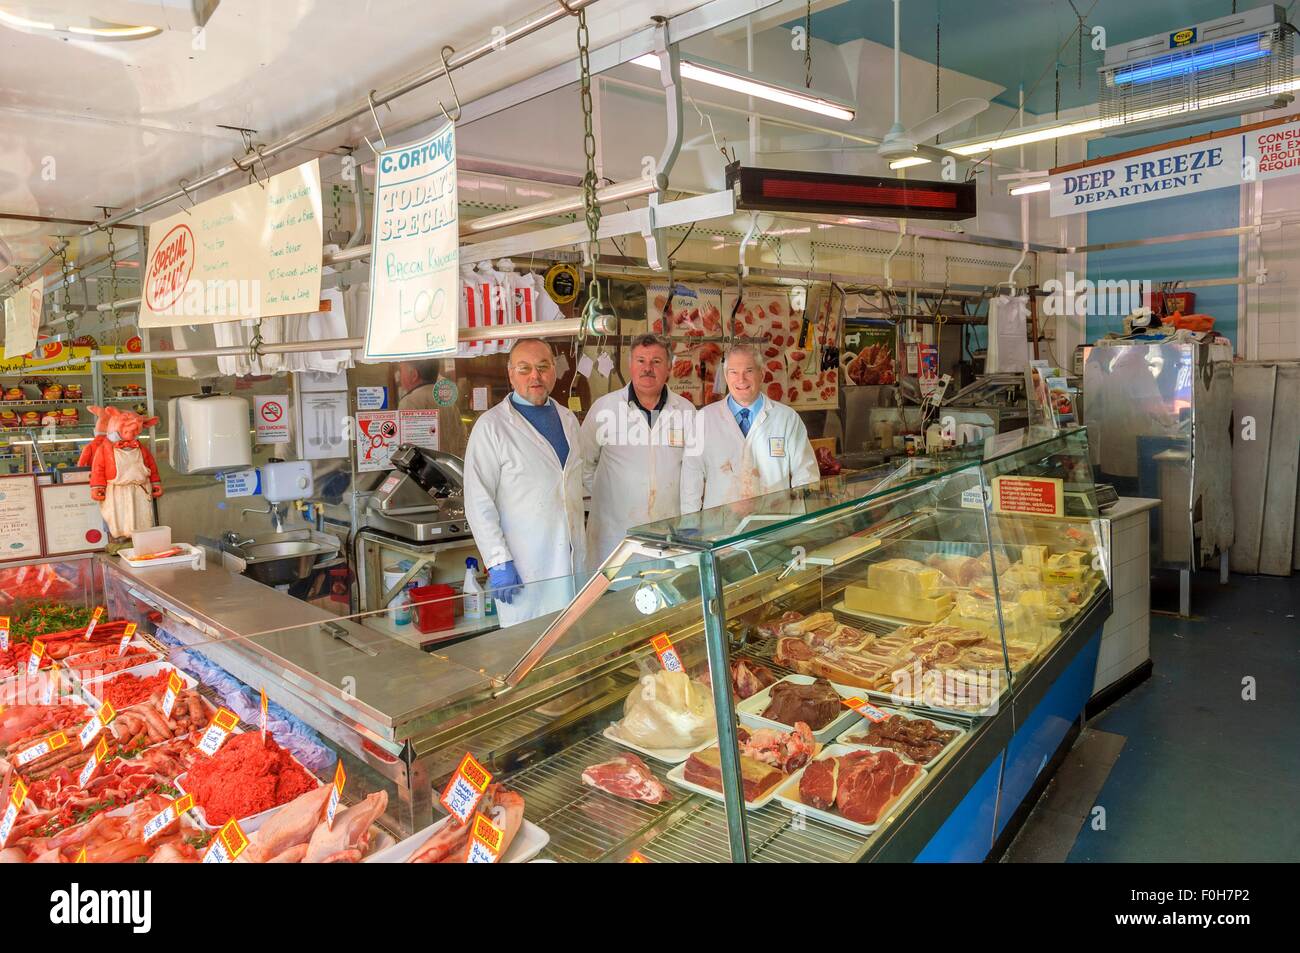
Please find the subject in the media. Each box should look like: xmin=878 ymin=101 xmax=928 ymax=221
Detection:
xmin=0 ymin=426 xmax=1106 ymax=862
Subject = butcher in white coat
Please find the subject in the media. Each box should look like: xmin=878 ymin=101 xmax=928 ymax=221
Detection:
xmin=581 ymin=333 xmax=697 ymax=571
xmin=463 ymin=338 xmax=587 ymax=627
xmin=680 ymin=344 xmax=820 ymax=513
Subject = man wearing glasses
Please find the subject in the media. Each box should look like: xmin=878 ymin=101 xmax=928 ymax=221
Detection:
xmin=463 ymin=338 xmax=587 ymax=626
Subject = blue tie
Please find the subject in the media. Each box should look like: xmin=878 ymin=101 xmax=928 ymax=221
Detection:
xmin=738 ymin=408 xmax=750 ymax=437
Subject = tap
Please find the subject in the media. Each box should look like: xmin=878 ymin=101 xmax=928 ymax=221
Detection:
xmin=239 ymin=500 xmax=289 ymax=533
xmin=223 ymin=530 xmax=255 ymax=549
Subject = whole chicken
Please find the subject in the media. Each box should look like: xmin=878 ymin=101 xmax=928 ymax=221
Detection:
xmin=613 ymin=670 xmax=716 ymax=750
xmin=302 ymin=790 xmax=387 ymax=863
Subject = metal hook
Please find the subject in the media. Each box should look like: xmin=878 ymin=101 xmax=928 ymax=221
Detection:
xmin=231 ymin=152 xmax=264 ymax=189
xmin=365 ymin=89 xmax=388 ymax=154
xmin=438 ymin=47 xmax=462 ymax=124
xmin=556 ymin=0 xmax=581 ymax=14
xmin=177 ymin=179 xmax=196 ymax=216
xmin=254 ymin=145 xmax=271 ymax=186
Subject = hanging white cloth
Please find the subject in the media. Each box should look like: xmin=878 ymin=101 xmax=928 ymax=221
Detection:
xmin=987 ymin=295 xmax=1030 ymax=374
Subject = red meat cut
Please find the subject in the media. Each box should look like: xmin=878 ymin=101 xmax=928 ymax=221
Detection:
xmin=800 ymin=757 xmax=839 ymax=810
xmin=581 ymin=754 xmax=673 ymax=805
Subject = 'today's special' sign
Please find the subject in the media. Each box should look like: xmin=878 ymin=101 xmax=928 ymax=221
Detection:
xmin=1050 ymin=117 xmax=1300 ymax=217
xmin=364 ymin=121 xmax=459 ymax=361
xmin=137 ymin=159 xmax=324 ymax=327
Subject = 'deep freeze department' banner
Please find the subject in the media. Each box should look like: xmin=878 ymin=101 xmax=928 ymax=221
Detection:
xmin=1049 ymin=118 xmax=1300 ymax=217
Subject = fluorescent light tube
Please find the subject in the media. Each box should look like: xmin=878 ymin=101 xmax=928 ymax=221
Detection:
xmin=888 ymin=156 xmax=932 ymax=170
xmin=632 ymin=54 xmax=855 ymax=121
xmin=948 ymin=118 xmax=1105 ymax=156
xmin=1113 ymin=37 xmax=1271 ymax=86
xmin=1009 ymin=181 xmax=1051 ymax=195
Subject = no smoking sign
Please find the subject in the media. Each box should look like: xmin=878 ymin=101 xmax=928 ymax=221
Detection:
xmin=254 ymin=394 xmax=290 ymax=444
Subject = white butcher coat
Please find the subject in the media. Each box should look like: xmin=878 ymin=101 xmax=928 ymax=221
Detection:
xmin=679 ymin=397 xmax=820 ymax=512
xmin=463 ymin=396 xmax=587 ymax=627
xmin=580 ymin=386 xmax=697 ymax=572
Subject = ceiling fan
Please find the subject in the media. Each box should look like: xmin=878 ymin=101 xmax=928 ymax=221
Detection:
xmin=875 ymin=0 xmax=989 ymax=168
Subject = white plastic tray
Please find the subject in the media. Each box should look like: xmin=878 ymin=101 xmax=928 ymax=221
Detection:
xmin=178 ymin=743 xmax=321 ymax=833
xmin=366 ymin=817 xmax=549 ymax=863
xmin=736 ymin=674 xmax=863 ymax=744
xmin=117 ymin=543 xmax=203 ymax=568
xmin=73 ymin=659 xmax=198 ymax=710
xmin=773 ymin=743 xmax=927 ymax=835
xmin=834 ymin=706 xmax=966 ymax=769
xmin=665 ymin=740 xmax=802 ymax=811
xmin=602 ymin=724 xmax=715 ymax=766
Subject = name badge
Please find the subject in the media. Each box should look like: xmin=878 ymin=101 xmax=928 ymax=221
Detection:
xmin=667 ymin=429 xmax=684 ymax=449
xmin=769 ymin=436 xmax=786 ymax=458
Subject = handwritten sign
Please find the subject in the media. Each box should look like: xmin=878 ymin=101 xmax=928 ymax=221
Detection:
xmin=326 ymin=760 xmax=346 ymax=830
xmin=465 ymin=812 xmax=505 ymax=864
xmin=0 ymin=777 xmax=28 ymax=848
xmin=0 ymin=616 xmax=8 ymax=652
xmin=117 ymin=622 xmax=137 ymax=656
xmin=201 ymin=817 xmax=249 ymax=863
xmin=196 ymin=707 xmax=239 ymax=757
xmin=143 ymin=793 xmax=195 ymax=842
xmin=41 ymin=662 xmax=59 ymax=705
xmin=438 ymin=752 xmax=491 ymax=824
xmin=364 ymin=122 xmax=460 ymax=360
xmin=84 ymin=606 xmax=105 ymax=639
xmin=842 ymin=696 xmax=889 ymax=724
xmin=78 ymin=736 xmax=110 ymax=787
xmin=78 ymin=700 xmax=117 ymax=749
xmin=26 ymin=638 xmax=45 ymax=677
xmin=16 ymin=730 xmax=68 ymax=767
xmin=259 ymin=688 xmax=268 ymax=743
xmin=650 ymin=633 xmax=683 ymax=673
xmin=161 ymin=670 xmax=184 ymax=719
xmin=138 ymin=160 xmax=323 ymax=328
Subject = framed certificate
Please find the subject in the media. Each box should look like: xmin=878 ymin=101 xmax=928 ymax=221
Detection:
xmin=38 ymin=482 xmax=109 ymax=556
xmin=0 ymin=474 xmax=44 ymax=562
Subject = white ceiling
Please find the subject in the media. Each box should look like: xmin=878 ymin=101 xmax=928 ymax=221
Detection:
xmin=0 ymin=0 xmax=713 ymax=277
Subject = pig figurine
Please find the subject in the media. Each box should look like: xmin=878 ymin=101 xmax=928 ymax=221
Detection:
xmin=78 ymin=404 xmax=121 ymax=468
xmin=89 ymin=408 xmax=162 ymax=540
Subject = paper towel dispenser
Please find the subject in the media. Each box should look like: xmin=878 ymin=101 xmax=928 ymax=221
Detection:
xmin=168 ymin=390 xmax=252 ymax=474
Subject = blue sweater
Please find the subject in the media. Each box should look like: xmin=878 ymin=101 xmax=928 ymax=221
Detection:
xmin=510 ymin=392 xmax=569 ymax=466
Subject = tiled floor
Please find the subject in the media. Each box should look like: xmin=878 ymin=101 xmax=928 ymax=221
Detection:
xmin=1065 ymin=571 xmax=1300 ymax=862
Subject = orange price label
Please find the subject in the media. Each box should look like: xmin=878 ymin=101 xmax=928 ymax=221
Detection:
xmin=439 ymin=752 xmax=492 ymax=823
xmin=650 ymin=633 xmax=683 ymax=673
xmin=465 ymin=812 xmax=505 ymax=863
xmin=75 ymin=847 xmax=86 ymax=863
xmin=626 ymin=851 xmax=651 ymax=863
xmin=213 ymin=708 xmax=239 ymax=732
xmin=842 ymin=696 xmax=889 ymax=723
xmin=202 ymin=818 xmax=249 ymax=863
xmin=9 ymin=777 xmax=27 ymax=809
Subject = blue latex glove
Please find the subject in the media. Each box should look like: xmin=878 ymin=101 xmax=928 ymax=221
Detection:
xmin=488 ymin=561 xmax=523 ymax=604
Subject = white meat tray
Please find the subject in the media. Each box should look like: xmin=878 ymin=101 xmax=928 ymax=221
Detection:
xmin=117 ymin=543 xmax=203 ymax=569
xmin=834 ymin=706 xmax=966 ymax=770
xmin=736 ymin=674 xmax=863 ymax=744
xmin=177 ymin=740 xmax=322 ymax=834
xmin=602 ymin=724 xmax=716 ymax=766
xmin=665 ymin=739 xmax=805 ymax=811
xmin=73 ymin=659 xmax=198 ymax=711
xmin=365 ymin=817 xmax=549 ymax=863
xmin=773 ymin=743 xmax=927 ymax=836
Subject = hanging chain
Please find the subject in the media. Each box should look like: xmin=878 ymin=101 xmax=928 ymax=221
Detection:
xmin=58 ymin=249 xmax=75 ymax=339
xmin=1054 ymin=67 xmax=1061 ymax=168
xmin=107 ymin=228 xmax=122 ymax=353
xmin=935 ymin=8 xmax=941 ymax=141
xmin=804 ymin=1 xmax=813 ymax=89
xmin=577 ymin=8 xmax=603 ymax=320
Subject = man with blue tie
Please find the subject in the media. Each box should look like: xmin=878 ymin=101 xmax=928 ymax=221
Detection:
xmin=679 ymin=344 xmax=819 ymax=512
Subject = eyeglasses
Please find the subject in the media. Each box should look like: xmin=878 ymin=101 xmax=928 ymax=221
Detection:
xmin=511 ymin=362 xmax=554 ymax=375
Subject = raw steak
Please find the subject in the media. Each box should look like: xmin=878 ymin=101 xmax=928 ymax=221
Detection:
xmin=799 ymin=757 xmax=839 ymax=810
xmin=581 ymin=754 xmax=672 ymax=805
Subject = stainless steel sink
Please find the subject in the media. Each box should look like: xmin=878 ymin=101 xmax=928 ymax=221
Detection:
xmin=227 ymin=534 xmax=340 ymax=587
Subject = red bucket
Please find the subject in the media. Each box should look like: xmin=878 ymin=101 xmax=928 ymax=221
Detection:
xmin=409 ymin=583 xmax=456 ymax=634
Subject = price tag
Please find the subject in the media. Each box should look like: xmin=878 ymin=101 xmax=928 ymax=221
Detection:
xmin=160 ymin=670 xmax=184 ymax=720
xmin=326 ymin=760 xmax=346 ymax=830
xmin=201 ymin=817 xmax=248 ymax=863
xmin=465 ymin=812 xmax=504 ymax=863
xmin=41 ymin=662 xmax=59 ymax=705
xmin=143 ymin=793 xmax=195 ymax=842
xmin=260 ymin=688 xmax=268 ymax=743
xmin=0 ymin=777 xmax=27 ymax=848
xmin=626 ymin=851 xmax=651 ymax=863
xmin=595 ymin=352 xmax=614 ymax=377
xmin=842 ymin=696 xmax=889 ymax=723
xmin=117 ymin=622 xmax=137 ymax=656
xmin=26 ymin=639 xmax=45 ymax=677
xmin=75 ymin=847 xmax=86 ymax=863
xmin=438 ymin=752 xmax=492 ymax=824
xmin=575 ymin=353 xmax=594 ymax=379
xmin=84 ymin=606 xmax=104 ymax=640
xmin=196 ymin=707 xmax=239 ymax=757
xmin=78 ymin=700 xmax=116 ymax=749
xmin=650 ymin=633 xmax=683 ymax=673
xmin=16 ymin=730 xmax=68 ymax=767
xmin=78 ymin=735 xmax=110 ymax=787
xmin=567 ymin=395 xmax=582 ymax=412
xmin=0 ymin=616 xmax=9 ymax=652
